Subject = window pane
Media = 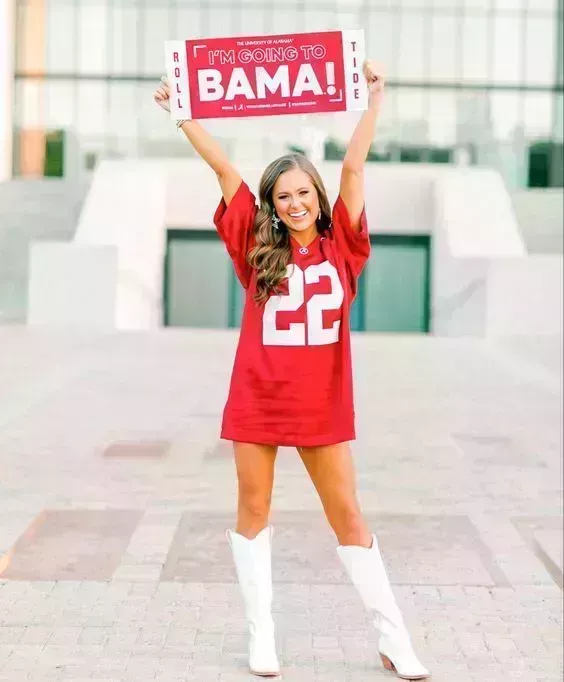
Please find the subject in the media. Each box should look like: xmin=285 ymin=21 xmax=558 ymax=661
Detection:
xmin=399 ymin=0 xmax=432 ymax=7
xmin=396 ymin=89 xmax=427 ymax=144
xmin=457 ymin=91 xmax=489 ymax=143
xmin=526 ymin=0 xmax=558 ymax=11
xmin=334 ymin=12 xmax=361 ymax=31
xmin=463 ymin=0 xmax=492 ymax=8
xmin=111 ymin=5 xmax=139 ymax=75
xmin=279 ymin=0 xmax=321 ymax=4
xmin=46 ymin=2 xmax=76 ymax=73
xmin=558 ymin=22 xmax=564 ymax=86
xmin=494 ymin=0 xmax=526 ymax=9
xmin=139 ymin=81 xmax=171 ymax=151
xmin=172 ymin=7 xmax=203 ymax=40
xmin=45 ymin=80 xmax=75 ymax=129
xmin=490 ymin=91 xmax=521 ymax=140
xmin=243 ymin=4 xmax=267 ymax=35
xmin=367 ymin=12 xmax=398 ymax=79
xmin=462 ymin=16 xmax=490 ymax=81
xmin=524 ymin=17 xmax=556 ymax=85
xmin=304 ymin=9 xmax=334 ymax=32
xmin=17 ymin=79 xmax=43 ymax=128
xmin=108 ymin=82 xmax=139 ymax=156
xmin=555 ymin=94 xmax=563 ymax=142
xmin=370 ymin=87 xmax=396 ymax=147
xmin=76 ymin=82 xmax=108 ymax=138
xmin=428 ymin=91 xmax=457 ymax=146
xmin=15 ymin=0 xmax=25 ymax=71
xmin=167 ymin=238 xmax=230 ymax=328
xmin=433 ymin=0 xmax=472 ymax=6
xmin=523 ymin=92 xmax=553 ymax=140
xmin=270 ymin=7 xmax=300 ymax=34
xmin=141 ymin=7 xmax=170 ymax=76
xmin=430 ymin=14 xmax=459 ymax=82
xmin=78 ymin=4 xmax=108 ymax=74
xmin=397 ymin=13 xmax=427 ymax=80
xmin=204 ymin=6 xmax=237 ymax=37
xmin=16 ymin=1 xmax=44 ymax=73
xmin=492 ymin=15 xmax=523 ymax=83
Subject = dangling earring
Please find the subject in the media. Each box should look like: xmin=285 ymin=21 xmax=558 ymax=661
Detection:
xmin=272 ymin=211 xmax=281 ymax=230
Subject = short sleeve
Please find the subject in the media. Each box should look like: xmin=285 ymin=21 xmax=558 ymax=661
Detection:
xmin=213 ymin=181 xmax=258 ymax=288
xmin=330 ymin=195 xmax=371 ymax=279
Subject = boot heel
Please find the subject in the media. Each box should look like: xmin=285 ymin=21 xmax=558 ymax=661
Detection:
xmin=381 ymin=651 xmax=432 ymax=680
xmin=380 ymin=653 xmax=396 ymax=672
xmin=337 ymin=537 xmax=430 ymax=680
xmin=250 ymin=668 xmax=280 ymax=678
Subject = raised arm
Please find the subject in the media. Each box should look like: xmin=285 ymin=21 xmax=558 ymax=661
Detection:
xmin=153 ymin=77 xmax=242 ymax=205
xmin=339 ymin=62 xmax=385 ymax=231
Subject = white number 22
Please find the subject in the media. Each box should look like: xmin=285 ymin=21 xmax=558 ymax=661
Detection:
xmin=263 ymin=262 xmax=344 ymax=346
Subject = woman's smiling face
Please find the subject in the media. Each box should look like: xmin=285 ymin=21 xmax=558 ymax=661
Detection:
xmin=272 ymin=167 xmax=320 ymax=234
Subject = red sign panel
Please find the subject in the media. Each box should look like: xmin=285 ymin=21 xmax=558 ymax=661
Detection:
xmin=165 ymin=30 xmax=367 ymax=120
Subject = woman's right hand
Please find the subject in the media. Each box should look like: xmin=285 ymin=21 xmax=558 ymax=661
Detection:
xmin=153 ymin=76 xmax=171 ymax=113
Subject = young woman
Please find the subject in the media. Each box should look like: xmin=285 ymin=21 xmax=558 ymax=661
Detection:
xmin=154 ymin=63 xmax=430 ymax=681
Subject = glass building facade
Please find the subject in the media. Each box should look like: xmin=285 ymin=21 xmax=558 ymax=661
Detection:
xmin=13 ymin=0 xmax=564 ymax=188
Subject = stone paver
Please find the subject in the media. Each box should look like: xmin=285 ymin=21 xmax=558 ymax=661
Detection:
xmin=0 ymin=327 xmax=562 ymax=681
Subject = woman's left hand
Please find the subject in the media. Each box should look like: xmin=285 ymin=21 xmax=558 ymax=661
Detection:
xmin=363 ymin=60 xmax=385 ymax=111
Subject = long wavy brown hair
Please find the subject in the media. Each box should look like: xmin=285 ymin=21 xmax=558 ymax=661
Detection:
xmin=248 ymin=153 xmax=332 ymax=303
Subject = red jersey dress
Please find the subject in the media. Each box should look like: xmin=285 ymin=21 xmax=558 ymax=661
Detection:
xmin=213 ymin=181 xmax=370 ymax=447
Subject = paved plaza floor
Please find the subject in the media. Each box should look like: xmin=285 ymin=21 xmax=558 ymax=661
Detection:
xmin=0 ymin=327 xmax=562 ymax=681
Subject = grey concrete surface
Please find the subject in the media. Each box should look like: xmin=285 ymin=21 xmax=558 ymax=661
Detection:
xmin=0 ymin=179 xmax=88 ymax=324
xmin=0 ymin=327 xmax=562 ymax=681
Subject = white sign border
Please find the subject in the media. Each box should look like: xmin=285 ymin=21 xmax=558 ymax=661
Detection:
xmin=165 ymin=30 xmax=367 ymax=119
xmin=342 ymin=29 xmax=368 ymax=112
xmin=165 ymin=40 xmax=192 ymax=119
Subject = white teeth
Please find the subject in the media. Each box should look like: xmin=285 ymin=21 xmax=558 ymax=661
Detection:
xmin=290 ymin=210 xmax=307 ymax=218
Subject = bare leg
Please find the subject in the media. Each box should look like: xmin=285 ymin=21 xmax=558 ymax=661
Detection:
xmin=234 ymin=441 xmax=278 ymax=539
xmin=296 ymin=445 xmax=430 ymax=678
xmin=297 ymin=442 xmax=372 ymax=547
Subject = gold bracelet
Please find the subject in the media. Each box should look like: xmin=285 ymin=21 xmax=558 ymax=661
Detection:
xmin=176 ymin=119 xmax=190 ymax=129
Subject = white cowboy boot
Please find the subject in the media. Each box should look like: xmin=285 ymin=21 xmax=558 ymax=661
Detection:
xmin=226 ymin=526 xmax=281 ymax=677
xmin=337 ymin=535 xmax=430 ymax=680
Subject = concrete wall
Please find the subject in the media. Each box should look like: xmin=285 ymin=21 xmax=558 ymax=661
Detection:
xmin=487 ymin=256 xmax=563 ymax=336
xmin=26 ymin=158 xmax=562 ymax=337
xmin=166 ymin=159 xmax=436 ymax=235
xmin=27 ymin=161 xmax=167 ymax=329
xmin=512 ymin=189 xmax=564 ymax=254
xmin=28 ymin=243 xmax=118 ymax=328
xmin=432 ymin=168 xmax=526 ymax=336
xmin=0 ymin=0 xmax=15 ymax=182
xmin=76 ymin=161 xmax=167 ymax=329
xmin=0 ymin=178 xmax=88 ymax=324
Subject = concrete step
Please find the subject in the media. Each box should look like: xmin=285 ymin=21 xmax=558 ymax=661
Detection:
xmin=0 ymin=178 xmax=91 ymax=323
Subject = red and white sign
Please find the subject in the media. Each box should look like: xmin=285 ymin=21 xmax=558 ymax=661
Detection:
xmin=165 ymin=30 xmax=367 ymax=120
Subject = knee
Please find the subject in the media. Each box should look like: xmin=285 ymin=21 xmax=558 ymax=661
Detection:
xmin=339 ymin=506 xmax=366 ymax=535
xmin=238 ymin=487 xmax=272 ymax=521
xmin=328 ymin=501 xmax=371 ymax=546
